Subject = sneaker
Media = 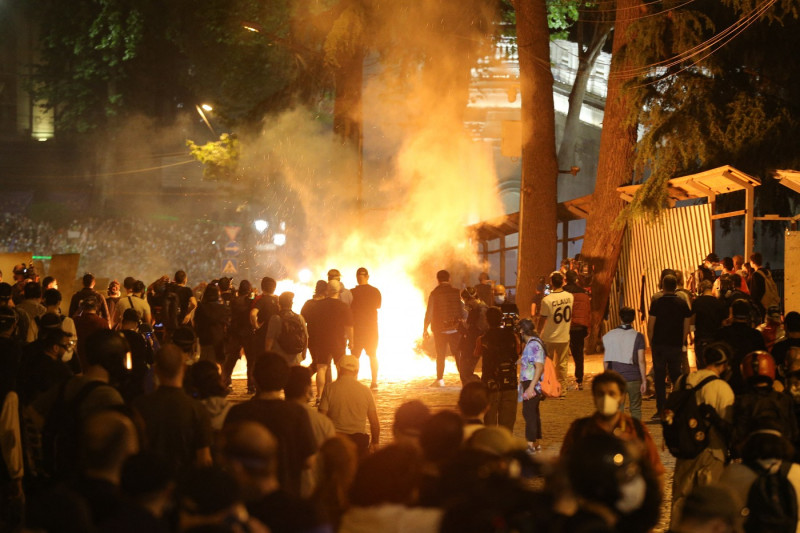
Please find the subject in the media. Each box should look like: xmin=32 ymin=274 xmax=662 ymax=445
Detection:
xmin=429 ymin=379 xmax=445 ymax=388
xmin=370 ymin=382 xmax=379 ymax=391
xmin=526 ymin=444 xmax=542 ymax=455
xmin=577 ymin=382 xmax=583 ymax=391
xmin=650 ymin=412 xmax=661 ymax=422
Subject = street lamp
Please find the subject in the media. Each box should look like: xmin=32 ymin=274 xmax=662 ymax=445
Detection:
xmin=195 ymin=104 xmax=217 ymax=136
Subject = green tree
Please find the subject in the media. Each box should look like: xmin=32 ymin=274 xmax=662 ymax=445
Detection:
xmin=622 ymin=0 xmax=800 ymax=222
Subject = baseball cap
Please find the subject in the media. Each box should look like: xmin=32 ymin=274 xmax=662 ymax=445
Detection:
xmin=327 ymin=269 xmax=341 ymax=280
xmin=356 ymin=267 xmax=368 ymax=276
xmin=467 ymin=426 xmax=527 ymax=456
xmin=705 ymin=252 xmax=720 ymax=263
xmin=767 ymin=306 xmax=781 ymax=320
xmin=337 ymin=355 xmax=359 ymax=372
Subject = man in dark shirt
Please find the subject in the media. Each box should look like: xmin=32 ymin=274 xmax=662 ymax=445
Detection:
xmin=423 ymin=270 xmax=464 ymax=387
xmin=133 ymin=345 xmax=213 ymax=472
xmin=219 ymin=421 xmax=325 ymax=533
xmin=350 ymin=267 xmax=381 ymax=390
xmin=168 ymin=270 xmax=197 ymax=325
xmin=692 ymin=280 xmax=727 ymax=368
xmin=647 ymin=274 xmax=691 ymax=418
xmin=68 ymin=273 xmax=110 ymax=324
xmin=72 ymin=296 xmax=110 ymax=373
xmin=224 ymin=353 xmax=316 ymax=497
xmin=564 ymin=271 xmax=590 ymax=390
xmin=250 ymin=277 xmax=279 ymax=366
xmin=771 ymin=311 xmax=800 ymax=369
xmin=301 ymin=280 xmax=353 ymax=401
xmin=714 ymin=299 xmax=766 ymax=394
xmin=18 ymin=327 xmax=73 ymax=406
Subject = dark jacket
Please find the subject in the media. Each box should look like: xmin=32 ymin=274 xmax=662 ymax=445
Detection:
xmin=424 ymin=283 xmax=464 ymax=333
xmin=195 ymin=302 xmax=230 ymax=346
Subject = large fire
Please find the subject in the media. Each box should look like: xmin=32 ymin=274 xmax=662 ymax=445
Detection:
xmin=231 ymin=263 xmax=457 ymax=384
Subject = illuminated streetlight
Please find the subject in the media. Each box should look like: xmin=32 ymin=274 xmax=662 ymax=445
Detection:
xmin=201 ymin=103 xmax=213 ymax=112
xmin=242 ymin=21 xmax=263 ymax=33
xmin=254 ymin=219 xmax=268 ymax=233
xmin=273 ymin=233 xmax=286 ymax=246
xmin=195 ymin=104 xmax=217 ymax=136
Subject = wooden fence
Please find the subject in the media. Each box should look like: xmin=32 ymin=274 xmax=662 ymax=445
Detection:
xmin=604 ymin=203 xmax=713 ymax=343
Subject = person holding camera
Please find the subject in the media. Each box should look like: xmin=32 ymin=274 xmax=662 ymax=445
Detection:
xmin=478 ymin=307 xmax=519 ymax=432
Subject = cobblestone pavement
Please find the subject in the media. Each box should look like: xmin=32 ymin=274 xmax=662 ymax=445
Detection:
xmin=230 ymin=351 xmax=675 ymax=532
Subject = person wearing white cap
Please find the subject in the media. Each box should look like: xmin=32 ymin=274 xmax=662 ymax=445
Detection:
xmin=319 ymin=355 xmax=379 ymax=458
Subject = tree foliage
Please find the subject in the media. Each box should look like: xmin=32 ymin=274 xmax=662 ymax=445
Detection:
xmin=621 ymin=0 xmax=800 ymax=222
xmin=30 ymin=0 xmax=144 ymax=133
xmin=186 ymin=133 xmax=241 ymax=182
xmin=29 ymin=0 xmax=328 ymax=133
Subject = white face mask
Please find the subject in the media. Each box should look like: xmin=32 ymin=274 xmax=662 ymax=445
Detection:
xmin=616 ymin=474 xmax=646 ymax=513
xmin=596 ymin=394 xmax=620 ymax=417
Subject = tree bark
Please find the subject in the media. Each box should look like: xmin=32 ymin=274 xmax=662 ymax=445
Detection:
xmin=581 ymin=0 xmax=640 ymax=351
xmin=557 ymin=22 xmax=612 ymax=169
xmin=515 ymin=0 xmax=559 ymax=318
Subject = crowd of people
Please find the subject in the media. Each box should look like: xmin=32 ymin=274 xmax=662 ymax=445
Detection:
xmin=0 ymin=246 xmax=797 ymax=533
xmin=0 ymin=213 xmax=227 ymax=282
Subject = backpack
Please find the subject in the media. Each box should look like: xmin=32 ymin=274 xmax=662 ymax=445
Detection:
xmin=744 ymin=460 xmax=798 ymax=533
xmin=481 ymin=328 xmax=518 ymax=391
xmin=527 ymin=337 xmax=562 ymax=399
xmin=40 ymin=380 xmax=111 ymax=479
xmin=756 ymin=269 xmax=781 ymax=310
xmin=152 ymin=292 xmax=180 ymax=333
xmin=661 ymin=375 xmax=719 ymax=459
xmin=276 ymin=309 xmax=308 ymax=355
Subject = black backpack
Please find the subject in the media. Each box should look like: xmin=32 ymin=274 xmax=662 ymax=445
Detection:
xmin=276 ymin=309 xmax=308 ymax=355
xmin=152 ymin=292 xmax=180 ymax=332
xmin=661 ymin=375 xmax=720 ymax=459
xmin=481 ymin=328 xmax=518 ymax=391
xmin=744 ymin=460 xmax=798 ymax=533
xmin=40 ymin=380 xmax=111 ymax=479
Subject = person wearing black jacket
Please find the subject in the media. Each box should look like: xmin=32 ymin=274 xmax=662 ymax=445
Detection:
xmin=478 ymin=307 xmax=519 ymax=432
xmin=195 ymin=284 xmax=231 ymax=364
xmin=223 ymin=280 xmax=257 ymax=390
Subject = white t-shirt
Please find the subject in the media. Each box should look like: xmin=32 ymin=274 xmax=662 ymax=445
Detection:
xmin=540 ymin=290 xmax=574 ymax=344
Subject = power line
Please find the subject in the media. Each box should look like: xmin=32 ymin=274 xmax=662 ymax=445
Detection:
xmin=630 ymin=0 xmax=775 ymax=87
xmin=612 ymin=0 xmax=775 ymax=80
xmin=6 ymin=158 xmax=198 ymax=180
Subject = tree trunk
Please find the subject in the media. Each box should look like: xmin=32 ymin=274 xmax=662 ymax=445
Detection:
xmin=557 ymin=23 xmax=611 ymax=169
xmin=581 ymin=0 xmax=641 ymax=351
xmin=515 ymin=0 xmax=559 ymax=318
